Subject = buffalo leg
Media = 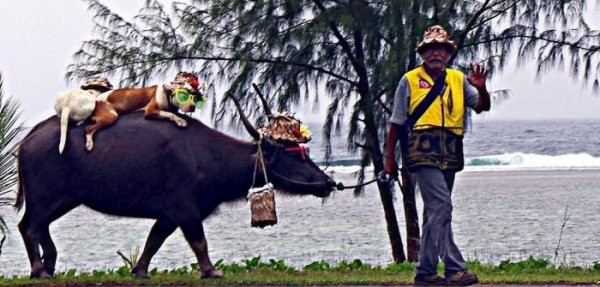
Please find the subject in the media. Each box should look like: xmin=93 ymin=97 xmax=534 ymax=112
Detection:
xmin=179 ymin=222 xmax=223 ymax=278
xmin=39 ymin=227 xmax=57 ymax=276
xmin=40 ymin=201 xmax=78 ymax=276
xmin=131 ymin=219 xmax=177 ymax=279
xmin=18 ymin=212 xmax=50 ymax=278
xmin=19 ymin=197 xmax=77 ymax=278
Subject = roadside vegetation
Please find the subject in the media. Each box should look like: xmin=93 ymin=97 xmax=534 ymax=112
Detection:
xmin=1 ymin=256 xmax=599 ymax=286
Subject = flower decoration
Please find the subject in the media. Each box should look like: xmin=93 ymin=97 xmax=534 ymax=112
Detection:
xmin=169 ymin=71 xmax=202 ymax=95
xmin=299 ymin=124 xmax=311 ymax=140
xmin=188 ymin=77 xmax=199 ymax=90
xmin=291 ymin=126 xmax=302 ymax=139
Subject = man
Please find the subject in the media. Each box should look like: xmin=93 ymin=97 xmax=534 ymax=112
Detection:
xmin=384 ymin=25 xmax=491 ymax=286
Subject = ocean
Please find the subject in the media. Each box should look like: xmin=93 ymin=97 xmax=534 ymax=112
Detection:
xmin=0 ymin=118 xmax=599 ymax=276
xmin=308 ymin=118 xmax=600 ymax=171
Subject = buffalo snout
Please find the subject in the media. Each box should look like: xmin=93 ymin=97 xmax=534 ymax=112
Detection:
xmin=327 ymin=178 xmax=337 ymax=190
xmin=315 ymin=177 xmax=337 ymax=197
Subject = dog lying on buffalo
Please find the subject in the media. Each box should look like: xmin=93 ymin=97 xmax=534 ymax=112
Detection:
xmin=84 ymin=71 xmax=205 ymax=151
xmin=54 ymin=76 xmax=113 ymax=154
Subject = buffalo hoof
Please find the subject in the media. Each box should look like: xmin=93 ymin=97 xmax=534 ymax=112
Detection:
xmin=44 ymin=266 xmax=55 ymax=277
xmin=30 ymin=270 xmax=52 ymax=279
xmin=200 ymin=269 xmax=223 ymax=279
xmin=131 ymin=266 xmax=150 ymax=279
xmin=133 ymin=272 xmax=150 ymax=279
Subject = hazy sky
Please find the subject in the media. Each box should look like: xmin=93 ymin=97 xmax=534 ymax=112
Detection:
xmin=1 ymin=1 xmax=599 ymax=127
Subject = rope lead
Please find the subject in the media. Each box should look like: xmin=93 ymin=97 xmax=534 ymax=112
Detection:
xmin=335 ymin=178 xmax=377 ymax=190
xmin=335 ymin=171 xmax=397 ymax=190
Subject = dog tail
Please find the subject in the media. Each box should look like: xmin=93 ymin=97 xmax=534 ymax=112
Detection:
xmin=59 ymin=106 xmax=71 ymax=154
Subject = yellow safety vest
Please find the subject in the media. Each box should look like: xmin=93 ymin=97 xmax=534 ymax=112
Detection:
xmin=405 ymin=66 xmax=465 ymax=135
xmin=404 ymin=66 xmax=466 ymax=172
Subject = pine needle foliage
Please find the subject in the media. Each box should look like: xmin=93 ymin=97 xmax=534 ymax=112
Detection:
xmin=68 ymin=0 xmax=600 ymax=169
xmin=67 ymin=0 xmax=600 ymax=261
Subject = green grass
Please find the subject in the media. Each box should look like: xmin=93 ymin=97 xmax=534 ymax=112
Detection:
xmin=1 ymin=257 xmax=599 ymax=286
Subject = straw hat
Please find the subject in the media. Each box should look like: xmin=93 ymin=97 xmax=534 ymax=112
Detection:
xmin=165 ymin=71 xmax=201 ymax=95
xmin=258 ymin=112 xmax=312 ymax=143
xmin=415 ymin=25 xmax=457 ymax=54
xmin=80 ymin=76 xmax=113 ymax=92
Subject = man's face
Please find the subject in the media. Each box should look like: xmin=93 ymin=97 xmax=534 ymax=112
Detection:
xmin=420 ymin=43 xmax=452 ymax=72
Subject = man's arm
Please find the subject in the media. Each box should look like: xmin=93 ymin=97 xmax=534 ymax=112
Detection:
xmin=384 ymin=123 xmax=401 ymax=176
xmin=384 ymin=122 xmax=409 ymax=177
xmin=385 ymin=76 xmax=410 ymax=176
xmin=473 ymin=86 xmax=491 ymax=113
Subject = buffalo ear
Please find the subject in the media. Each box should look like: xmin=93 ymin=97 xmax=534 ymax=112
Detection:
xmin=227 ymin=92 xmax=261 ymax=140
xmin=258 ymin=137 xmax=276 ymax=153
xmin=257 ymin=138 xmax=282 ymax=160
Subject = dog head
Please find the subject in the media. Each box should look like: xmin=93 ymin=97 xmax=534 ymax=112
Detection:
xmin=168 ymin=72 xmax=205 ymax=113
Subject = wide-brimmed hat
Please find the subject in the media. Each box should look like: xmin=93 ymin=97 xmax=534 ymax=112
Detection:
xmin=415 ymin=25 xmax=457 ymax=54
xmin=258 ymin=112 xmax=311 ymax=143
xmin=80 ymin=76 xmax=113 ymax=92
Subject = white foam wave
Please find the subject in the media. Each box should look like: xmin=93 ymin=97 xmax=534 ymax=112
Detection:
xmin=465 ymin=152 xmax=600 ymax=171
xmin=320 ymin=152 xmax=600 ymax=173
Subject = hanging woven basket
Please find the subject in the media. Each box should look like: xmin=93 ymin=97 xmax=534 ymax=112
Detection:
xmin=248 ymin=183 xmax=277 ymax=228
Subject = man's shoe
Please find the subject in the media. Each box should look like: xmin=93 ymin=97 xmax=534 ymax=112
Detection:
xmin=446 ymin=270 xmax=478 ymax=286
xmin=414 ymin=274 xmax=447 ymax=286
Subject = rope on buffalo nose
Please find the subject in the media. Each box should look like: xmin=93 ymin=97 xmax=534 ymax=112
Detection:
xmin=335 ymin=171 xmax=395 ymax=190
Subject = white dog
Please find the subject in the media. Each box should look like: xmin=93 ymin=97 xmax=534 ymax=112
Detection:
xmin=54 ymin=76 xmax=113 ymax=154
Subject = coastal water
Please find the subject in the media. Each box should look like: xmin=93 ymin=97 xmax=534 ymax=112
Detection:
xmin=1 ymin=119 xmax=599 ymax=276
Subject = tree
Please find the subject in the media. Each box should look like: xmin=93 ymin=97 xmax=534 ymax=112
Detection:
xmin=0 ymin=73 xmax=24 ymax=236
xmin=68 ymin=0 xmax=600 ymax=263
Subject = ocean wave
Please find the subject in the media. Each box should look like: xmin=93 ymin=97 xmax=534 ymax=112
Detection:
xmin=465 ymin=152 xmax=600 ymax=170
xmin=319 ymin=152 xmax=600 ymax=173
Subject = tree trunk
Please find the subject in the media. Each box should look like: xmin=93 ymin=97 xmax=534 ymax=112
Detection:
xmin=376 ymin=180 xmax=406 ymax=263
xmin=360 ymin=97 xmax=406 ymax=263
xmin=361 ymin=106 xmax=406 ymax=263
xmin=353 ymin=37 xmax=406 ymax=262
xmin=399 ymin=172 xmax=420 ymax=262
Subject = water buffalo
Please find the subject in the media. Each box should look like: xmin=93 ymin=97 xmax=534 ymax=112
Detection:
xmin=15 ymin=105 xmax=336 ymax=279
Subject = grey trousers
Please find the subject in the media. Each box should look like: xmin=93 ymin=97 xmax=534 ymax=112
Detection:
xmin=414 ymin=166 xmax=467 ymax=278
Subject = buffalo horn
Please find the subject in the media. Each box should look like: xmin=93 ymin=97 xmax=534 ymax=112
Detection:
xmin=252 ymin=83 xmax=273 ymax=116
xmin=227 ymin=92 xmax=261 ymax=140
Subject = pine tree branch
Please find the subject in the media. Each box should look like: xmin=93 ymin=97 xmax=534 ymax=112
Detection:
xmin=468 ymin=34 xmax=599 ymax=52
xmin=71 ymin=54 xmax=358 ymax=86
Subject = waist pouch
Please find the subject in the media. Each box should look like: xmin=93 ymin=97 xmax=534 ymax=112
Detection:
xmin=406 ymin=127 xmax=464 ymax=172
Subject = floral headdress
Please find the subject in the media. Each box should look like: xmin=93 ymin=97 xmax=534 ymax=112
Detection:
xmin=258 ymin=112 xmax=311 ymax=143
xmin=166 ymin=71 xmax=202 ymax=95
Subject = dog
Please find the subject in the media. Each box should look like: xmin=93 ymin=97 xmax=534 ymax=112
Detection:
xmin=84 ymin=72 xmax=204 ymax=151
xmin=54 ymin=76 xmax=113 ymax=154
